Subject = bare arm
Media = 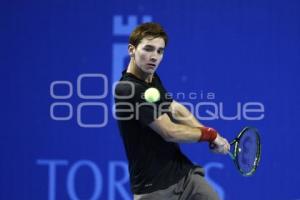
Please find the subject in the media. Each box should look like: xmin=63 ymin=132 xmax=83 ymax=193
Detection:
xmin=148 ymin=113 xmax=203 ymax=143
xmin=169 ymin=100 xmax=204 ymax=128
xmin=149 ymin=111 xmax=230 ymax=153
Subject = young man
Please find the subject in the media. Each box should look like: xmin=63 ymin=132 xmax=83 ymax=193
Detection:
xmin=114 ymin=22 xmax=230 ymax=200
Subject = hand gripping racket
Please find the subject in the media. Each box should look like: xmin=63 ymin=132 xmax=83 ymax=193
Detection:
xmin=228 ymin=127 xmax=261 ymax=176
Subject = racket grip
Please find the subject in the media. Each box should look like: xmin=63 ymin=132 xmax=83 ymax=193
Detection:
xmin=228 ymin=152 xmax=235 ymax=160
xmin=209 ymin=142 xmax=216 ymax=149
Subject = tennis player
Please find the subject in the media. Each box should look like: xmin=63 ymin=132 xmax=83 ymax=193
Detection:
xmin=114 ymin=22 xmax=230 ymax=200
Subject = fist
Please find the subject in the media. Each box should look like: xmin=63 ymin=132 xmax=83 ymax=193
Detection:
xmin=210 ymin=135 xmax=230 ymax=154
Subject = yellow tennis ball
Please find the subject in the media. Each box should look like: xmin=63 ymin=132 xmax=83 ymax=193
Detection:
xmin=145 ymin=87 xmax=160 ymax=103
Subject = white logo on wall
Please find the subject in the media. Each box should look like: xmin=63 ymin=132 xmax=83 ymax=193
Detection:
xmin=50 ymin=74 xmax=108 ymax=128
xmin=49 ymin=72 xmax=265 ymax=128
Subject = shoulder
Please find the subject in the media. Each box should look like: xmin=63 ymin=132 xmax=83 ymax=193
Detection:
xmin=114 ymin=80 xmax=145 ymax=98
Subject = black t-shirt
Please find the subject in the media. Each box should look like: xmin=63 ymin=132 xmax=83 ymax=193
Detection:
xmin=114 ymin=71 xmax=194 ymax=194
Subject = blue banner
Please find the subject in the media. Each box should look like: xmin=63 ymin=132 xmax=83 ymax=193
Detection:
xmin=1 ymin=0 xmax=300 ymax=199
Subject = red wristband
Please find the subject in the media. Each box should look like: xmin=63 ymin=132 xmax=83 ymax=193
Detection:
xmin=198 ymin=127 xmax=218 ymax=142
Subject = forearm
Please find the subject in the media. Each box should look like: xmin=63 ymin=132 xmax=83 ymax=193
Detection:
xmin=163 ymin=120 xmax=229 ymax=153
xmin=170 ymin=101 xmax=204 ymax=128
xmin=150 ymin=113 xmax=218 ymax=144
xmin=166 ymin=123 xmax=217 ymax=143
xmin=165 ymin=124 xmax=201 ymax=143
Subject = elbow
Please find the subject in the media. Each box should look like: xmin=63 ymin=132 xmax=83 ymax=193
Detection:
xmin=148 ymin=113 xmax=180 ymax=143
xmin=162 ymin=134 xmax=176 ymax=142
xmin=162 ymin=134 xmax=174 ymax=142
xmin=161 ymin=125 xmax=178 ymax=142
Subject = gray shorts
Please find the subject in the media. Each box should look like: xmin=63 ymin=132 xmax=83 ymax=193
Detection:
xmin=134 ymin=167 xmax=220 ymax=200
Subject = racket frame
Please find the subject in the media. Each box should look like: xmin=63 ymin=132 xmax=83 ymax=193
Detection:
xmin=229 ymin=127 xmax=261 ymax=176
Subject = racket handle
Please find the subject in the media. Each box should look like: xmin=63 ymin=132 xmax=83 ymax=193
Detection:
xmin=228 ymin=152 xmax=235 ymax=160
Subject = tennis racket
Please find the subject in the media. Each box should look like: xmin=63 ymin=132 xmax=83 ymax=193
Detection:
xmin=228 ymin=127 xmax=261 ymax=176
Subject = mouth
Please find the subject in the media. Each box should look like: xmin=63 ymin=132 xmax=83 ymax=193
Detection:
xmin=147 ymin=63 xmax=156 ymax=68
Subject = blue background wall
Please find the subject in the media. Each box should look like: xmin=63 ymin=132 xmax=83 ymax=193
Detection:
xmin=1 ymin=0 xmax=300 ymax=199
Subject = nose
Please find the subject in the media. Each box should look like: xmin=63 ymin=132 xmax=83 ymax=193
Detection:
xmin=150 ymin=53 xmax=158 ymax=62
xmin=150 ymin=56 xmax=157 ymax=62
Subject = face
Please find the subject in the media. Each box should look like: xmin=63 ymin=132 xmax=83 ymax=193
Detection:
xmin=130 ymin=36 xmax=165 ymax=74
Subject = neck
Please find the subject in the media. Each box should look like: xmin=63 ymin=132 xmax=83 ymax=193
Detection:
xmin=126 ymin=59 xmax=153 ymax=83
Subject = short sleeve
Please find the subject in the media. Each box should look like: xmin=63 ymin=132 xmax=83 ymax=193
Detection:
xmin=114 ymin=81 xmax=170 ymax=125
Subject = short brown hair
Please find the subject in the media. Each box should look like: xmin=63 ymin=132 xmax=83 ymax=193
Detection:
xmin=129 ymin=22 xmax=168 ymax=47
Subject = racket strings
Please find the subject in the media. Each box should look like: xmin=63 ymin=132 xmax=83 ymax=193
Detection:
xmin=236 ymin=132 xmax=259 ymax=173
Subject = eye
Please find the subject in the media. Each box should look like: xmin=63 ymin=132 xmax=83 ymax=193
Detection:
xmin=144 ymin=47 xmax=153 ymax=52
xmin=157 ymin=49 xmax=164 ymax=55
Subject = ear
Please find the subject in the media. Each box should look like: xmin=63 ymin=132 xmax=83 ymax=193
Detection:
xmin=128 ymin=44 xmax=135 ymax=57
